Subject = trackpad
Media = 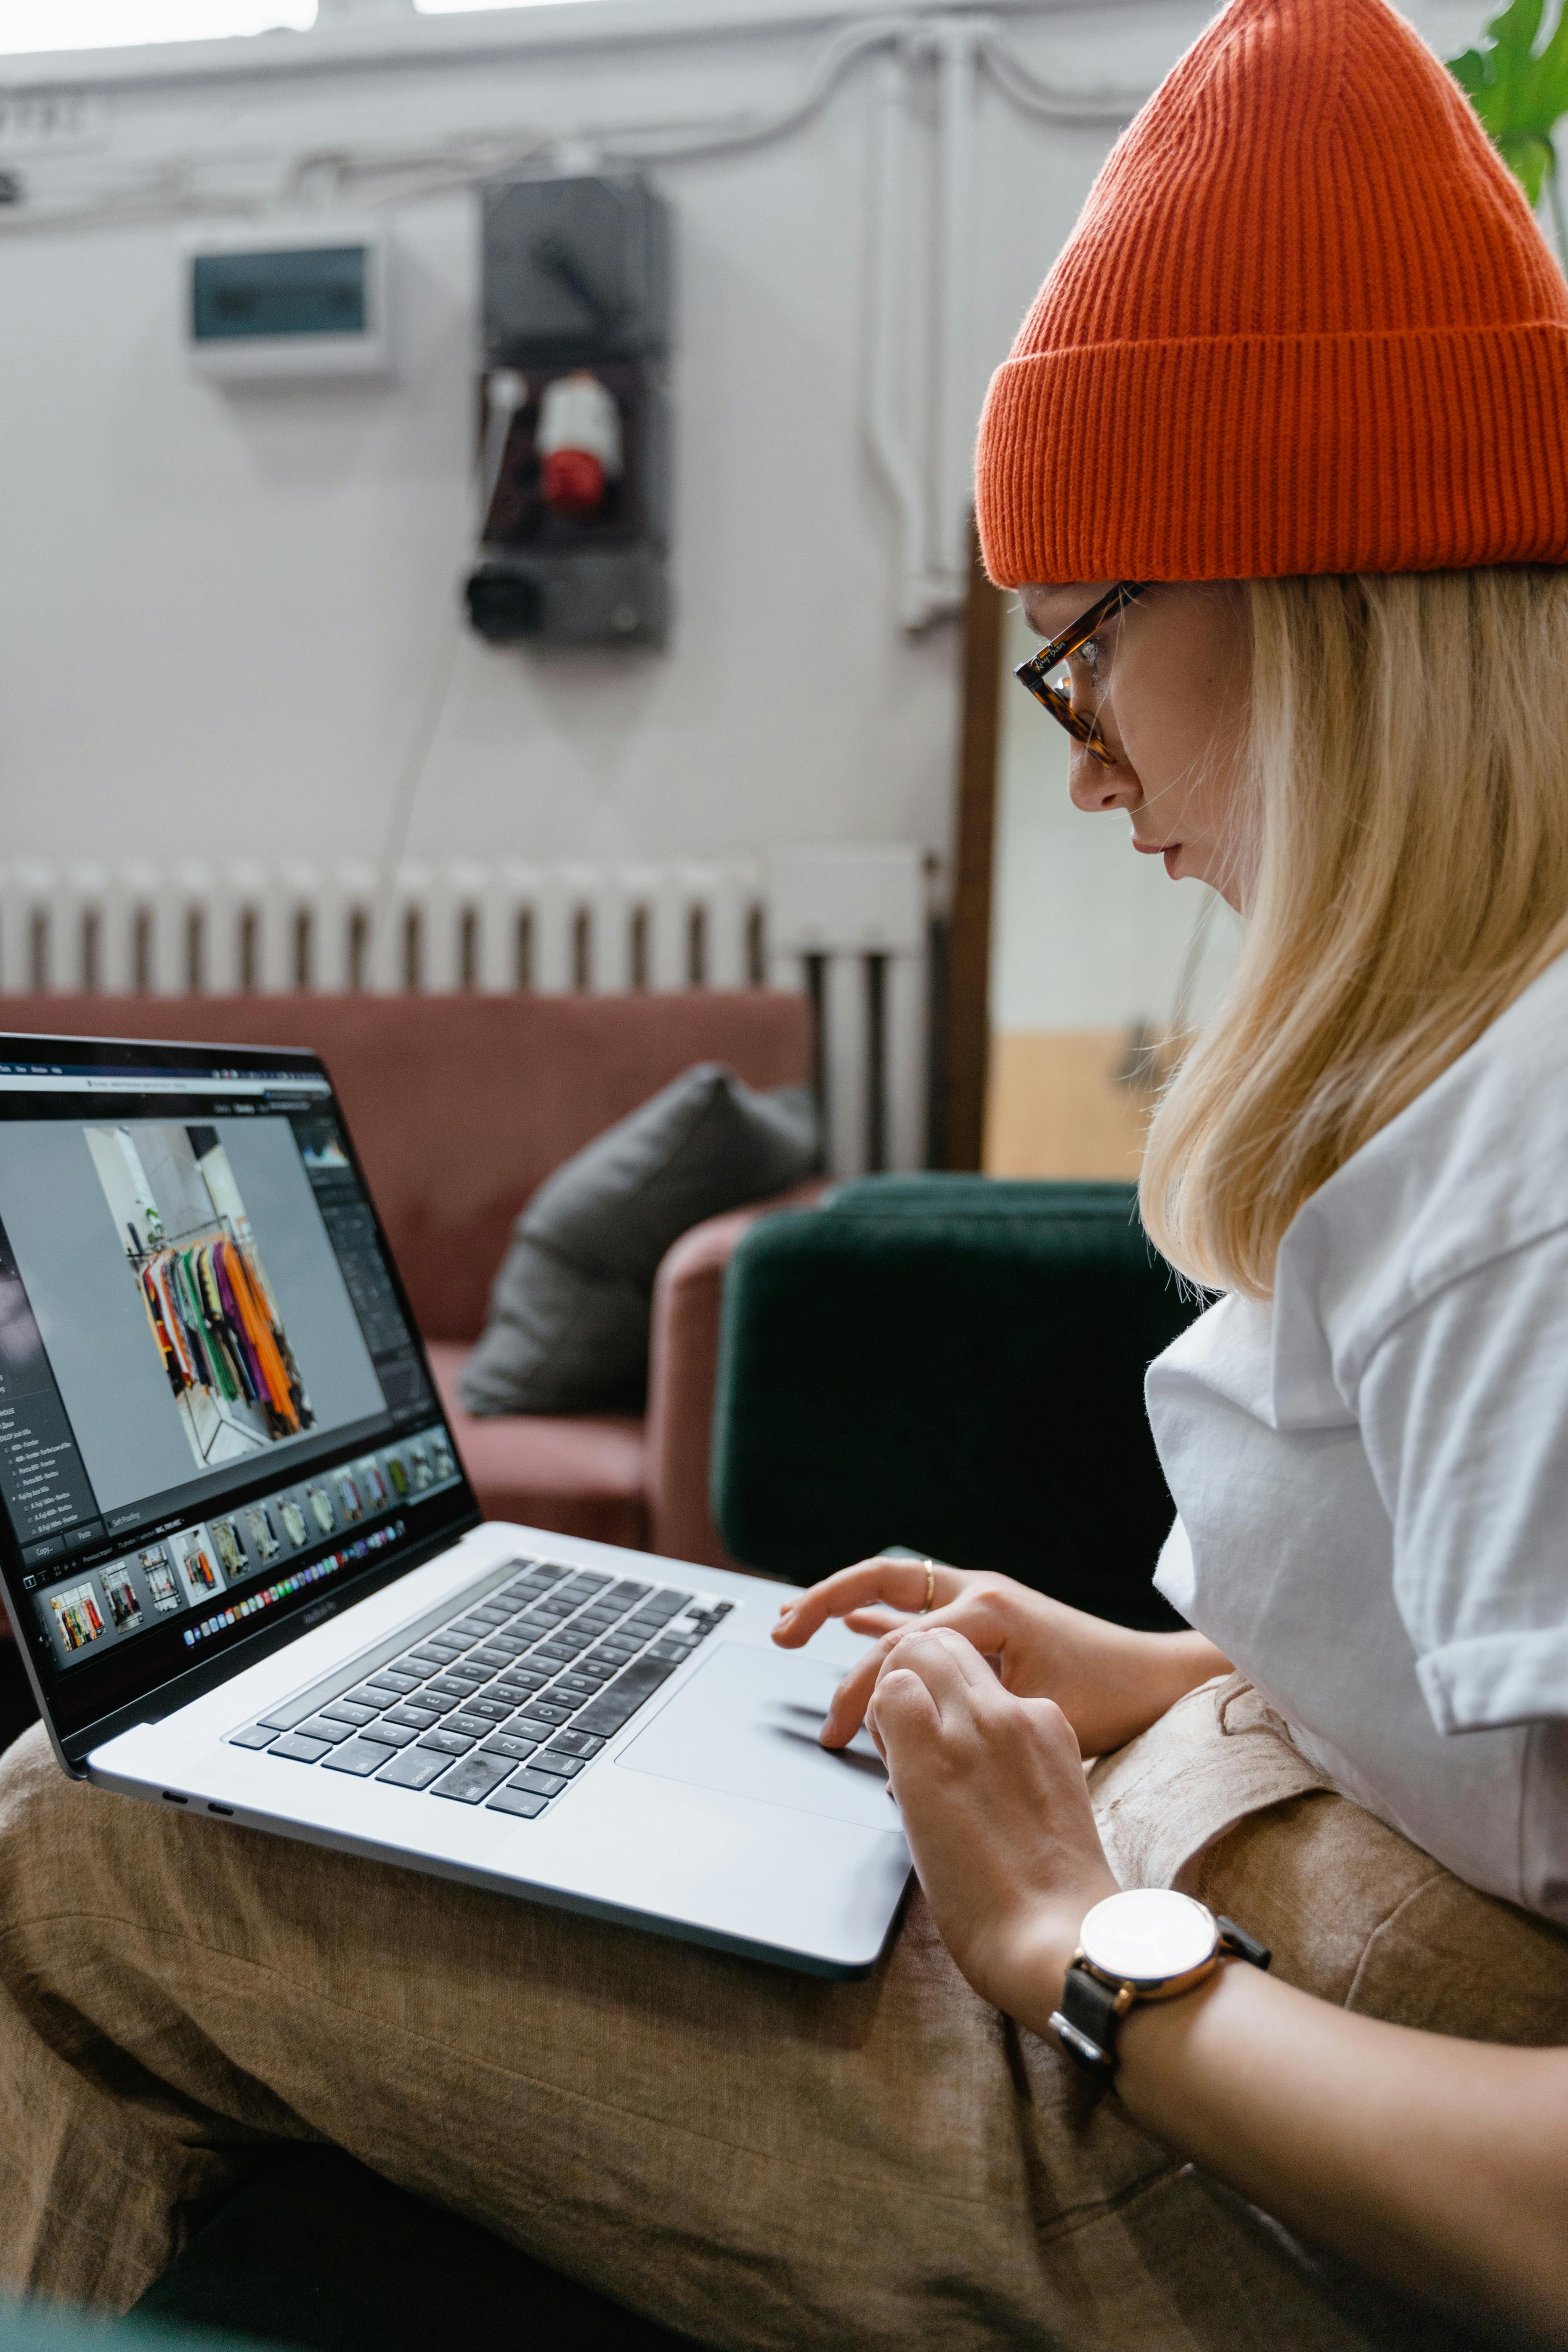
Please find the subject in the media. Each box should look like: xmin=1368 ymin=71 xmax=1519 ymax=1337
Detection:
xmin=616 ymin=1642 xmax=895 ymax=1831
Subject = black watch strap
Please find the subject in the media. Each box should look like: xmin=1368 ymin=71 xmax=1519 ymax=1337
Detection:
xmin=1050 ymin=1964 xmax=1127 ymax=2079
xmin=1216 ymin=1916 xmax=1272 ymax=1971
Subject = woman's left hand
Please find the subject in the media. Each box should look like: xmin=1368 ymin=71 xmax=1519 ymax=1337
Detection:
xmin=866 ymin=1626 xmax=1120 ymax=2019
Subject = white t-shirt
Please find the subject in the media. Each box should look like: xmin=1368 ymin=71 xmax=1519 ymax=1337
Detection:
xmin=1146 ymin=948 xmax=1568 ymax=1925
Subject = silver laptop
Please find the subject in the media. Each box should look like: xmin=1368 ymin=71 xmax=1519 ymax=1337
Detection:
xmin=0 ymin=1031 xmax=910 ymax=1977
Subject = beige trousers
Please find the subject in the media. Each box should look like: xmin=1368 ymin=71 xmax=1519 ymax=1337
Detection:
xmin=0 ymin=1680 xmax=1564 ymax=2352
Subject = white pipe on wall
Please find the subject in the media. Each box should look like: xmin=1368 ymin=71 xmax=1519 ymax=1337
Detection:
xmin=866 ymin=49 xmax=943 ymax=631
xmin=930 ymin=14 xmax=980 ymax=603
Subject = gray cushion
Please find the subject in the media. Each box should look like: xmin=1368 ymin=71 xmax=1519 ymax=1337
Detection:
xmin=459 ymin=1063 xmax=819 ymax=1416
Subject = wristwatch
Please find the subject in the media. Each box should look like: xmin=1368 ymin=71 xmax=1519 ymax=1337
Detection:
xmin=1050 ymin=1888 xmax=1271 ymax=2080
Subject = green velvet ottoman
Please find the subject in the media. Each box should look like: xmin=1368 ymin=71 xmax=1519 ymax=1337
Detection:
xmin=128 ymin=2146 xmax=703 ymax=2352
xmin=710 ymin=1175 xmax=1199 ymax=1627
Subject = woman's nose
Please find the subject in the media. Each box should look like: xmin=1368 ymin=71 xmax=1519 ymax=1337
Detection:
xmin=1068 ymin=745 xmax=1140 ymax=814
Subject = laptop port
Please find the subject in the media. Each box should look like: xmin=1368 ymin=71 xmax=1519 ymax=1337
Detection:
xmin=207 ymin=1803 xmax=234 ymax=1816
xmin=161 ymin=1792 xmax=188 ymax=1805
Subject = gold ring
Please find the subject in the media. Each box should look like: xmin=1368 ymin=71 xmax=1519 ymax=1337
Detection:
xmin=920 ymin=1559 xmax=935 ymax=1613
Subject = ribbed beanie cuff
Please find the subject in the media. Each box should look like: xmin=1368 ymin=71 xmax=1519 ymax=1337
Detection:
xmin=977 ymin=0 xmax=1568 ymax=585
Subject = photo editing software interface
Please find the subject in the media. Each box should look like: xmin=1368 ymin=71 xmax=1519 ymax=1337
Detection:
xmin=0 ymin=1051 xmax=469 ymax=1716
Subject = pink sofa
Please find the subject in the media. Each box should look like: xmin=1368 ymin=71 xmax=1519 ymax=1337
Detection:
xmin=0 ymin=990 xmax=815 ymax=1585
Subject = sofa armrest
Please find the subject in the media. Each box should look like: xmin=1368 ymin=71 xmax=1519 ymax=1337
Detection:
xmin=645 ymin=1183 xmax=824 ymax=1572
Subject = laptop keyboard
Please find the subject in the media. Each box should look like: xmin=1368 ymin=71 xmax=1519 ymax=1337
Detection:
xmin=229 ymin=1559 xmax=732 ymax=1818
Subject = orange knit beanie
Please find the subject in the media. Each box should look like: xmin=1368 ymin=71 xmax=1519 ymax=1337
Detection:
xmin=975 ymin=0 xmax=1568 ymax=584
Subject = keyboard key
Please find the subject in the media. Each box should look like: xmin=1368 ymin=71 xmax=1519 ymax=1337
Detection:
xmin=575 ymin=1660 xmax=617 ymax=1682
xmin=538 ymin=1750 xmax=586 ymax=1777
xmin=419 ymin=1727 xmax=476 ymax=1756
xmin=321 ymin=1739 xmax=388 ymax=1777
xmin=645 ymin=1592 xmax=690 ymax=1621
xmin=493 ymin=1670 xmax=550 ymax=1695
xmin=474 ymin=1639 xmax=528 ymax=1661
xmin=366 ymin=1670 xmax=422 ymax=1696
xmin=376 ymin=1747 xmax=449 ymax=1790
xmin=571 ymin=1657 xmax=678 ymax=1738
xmin=508 ymin=1712 xmax=568 ymax=1741
xmin=447 ymin=1714 xmax=498 ymax=1740
xmin=647 ymin=1641 xmax=692 ymax=1663
xmin=269 ymin=1733 xmax=332 ymax=1763
xmin=385 ymin=1704 xmax=443 ymax=1731
xmin=479 ymin=1732 xmax=541 ymax=1762
xmin=487 ymin=1786 xmax=548 ymax=1818
xmin=424 ymin=1676 xmax=476 ymax=1701
xmin=358 ymin=1720 xmax=416 ymax=1748
xmin=499 ymin=1572 xmax=550 ymax=1598
xmin=410 ymin=1641 xmax=467 ymax=1664
xmin=520 ymin=1700 xmax=573 ymax=1726
xmin=350 ymin=1685 xmax=401 ymax=1709
xmin=298 ymin=1716 xmax=356 ymax=1745
xmin=607 ymin=1581 xmax=653 ymax=1605
xmin=544 ymin=1729 xmax=603 ymax=1757
xmin=552 ymin=1674 xmax=600 ymax=1697
xmin=229 ymin=1725 xmax=277 ymax=1749
xmin=444 ymin=1662 xmax=491 ymax=1685
xmin=456 ymin=1696 xmax=512 ymax=1722
xmin=508 ymin=1766 xmax=567 ymax=1797
xmin=432 ymin=1754 xmax=514 ymax=1805
xmin=322 ymin=1700 xmax=378 ymax=1728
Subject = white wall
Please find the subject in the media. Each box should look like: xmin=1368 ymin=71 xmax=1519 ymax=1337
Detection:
xmin=0 ymin=0 xmax=1488 ymax=893
xmin=0 ymin=0 xmax=1195 ymax=881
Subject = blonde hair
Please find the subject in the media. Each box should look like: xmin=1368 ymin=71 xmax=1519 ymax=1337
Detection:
xmin=1139 ymin=568 xmax=1568 ymax=1299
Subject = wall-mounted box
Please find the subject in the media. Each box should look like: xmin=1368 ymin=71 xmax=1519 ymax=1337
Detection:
xmin=467 ymin=174 xmax=671 ymax=650
xmin=185 ymin=221 xmax=394 ymax=385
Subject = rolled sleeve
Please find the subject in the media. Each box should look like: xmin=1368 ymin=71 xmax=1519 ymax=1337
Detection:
xmin=1417 ymin=1629 xmax=1568 ymax=1733
xmin=1358 ymin=1228 xmax=1568 ymax=1737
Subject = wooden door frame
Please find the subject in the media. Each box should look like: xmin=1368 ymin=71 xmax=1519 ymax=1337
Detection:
xmin=938 ymin=520 xmax=1006 ymax=1170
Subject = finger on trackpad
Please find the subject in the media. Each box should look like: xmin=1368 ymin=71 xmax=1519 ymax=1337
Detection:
xmin=615 ymin=1642 xmax=897 ymax=1832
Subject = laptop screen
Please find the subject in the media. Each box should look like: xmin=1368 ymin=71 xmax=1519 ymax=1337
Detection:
xmin=0 ymin=1033 xmax=480 ymax=1750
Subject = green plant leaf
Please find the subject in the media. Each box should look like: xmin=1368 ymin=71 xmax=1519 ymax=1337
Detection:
xmin=1502 ymin=128 xmax=1555 ymax=199
xmin=1449 ymin=0 xmax=1568 ymax=170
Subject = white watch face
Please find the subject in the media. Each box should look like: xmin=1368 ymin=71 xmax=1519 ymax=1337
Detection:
xmin=1079 ymin=1889 xmax=1218 ymax=1985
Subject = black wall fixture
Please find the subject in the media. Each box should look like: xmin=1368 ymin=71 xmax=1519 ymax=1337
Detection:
xmin=465 ymin=175 xmax=672 ymax=651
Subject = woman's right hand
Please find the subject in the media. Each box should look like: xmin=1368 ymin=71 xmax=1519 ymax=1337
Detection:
xmin=771 ymin=1554 xmax=1231 ymax=1759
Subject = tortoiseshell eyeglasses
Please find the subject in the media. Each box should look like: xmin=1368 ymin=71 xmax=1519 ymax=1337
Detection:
xmin=1013 ymin=581 xmax=1146 ymax=768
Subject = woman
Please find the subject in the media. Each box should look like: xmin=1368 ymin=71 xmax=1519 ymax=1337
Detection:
xmin=2 ymin=0 xmax=1567 ymax=2345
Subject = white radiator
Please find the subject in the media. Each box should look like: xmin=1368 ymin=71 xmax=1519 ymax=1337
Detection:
xmin=0 ymin=851 xmax=931 ymax=1177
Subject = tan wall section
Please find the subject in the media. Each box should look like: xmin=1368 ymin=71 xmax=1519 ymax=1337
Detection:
xmin=983 ymin=1030 xmax=1155 ymax=1180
